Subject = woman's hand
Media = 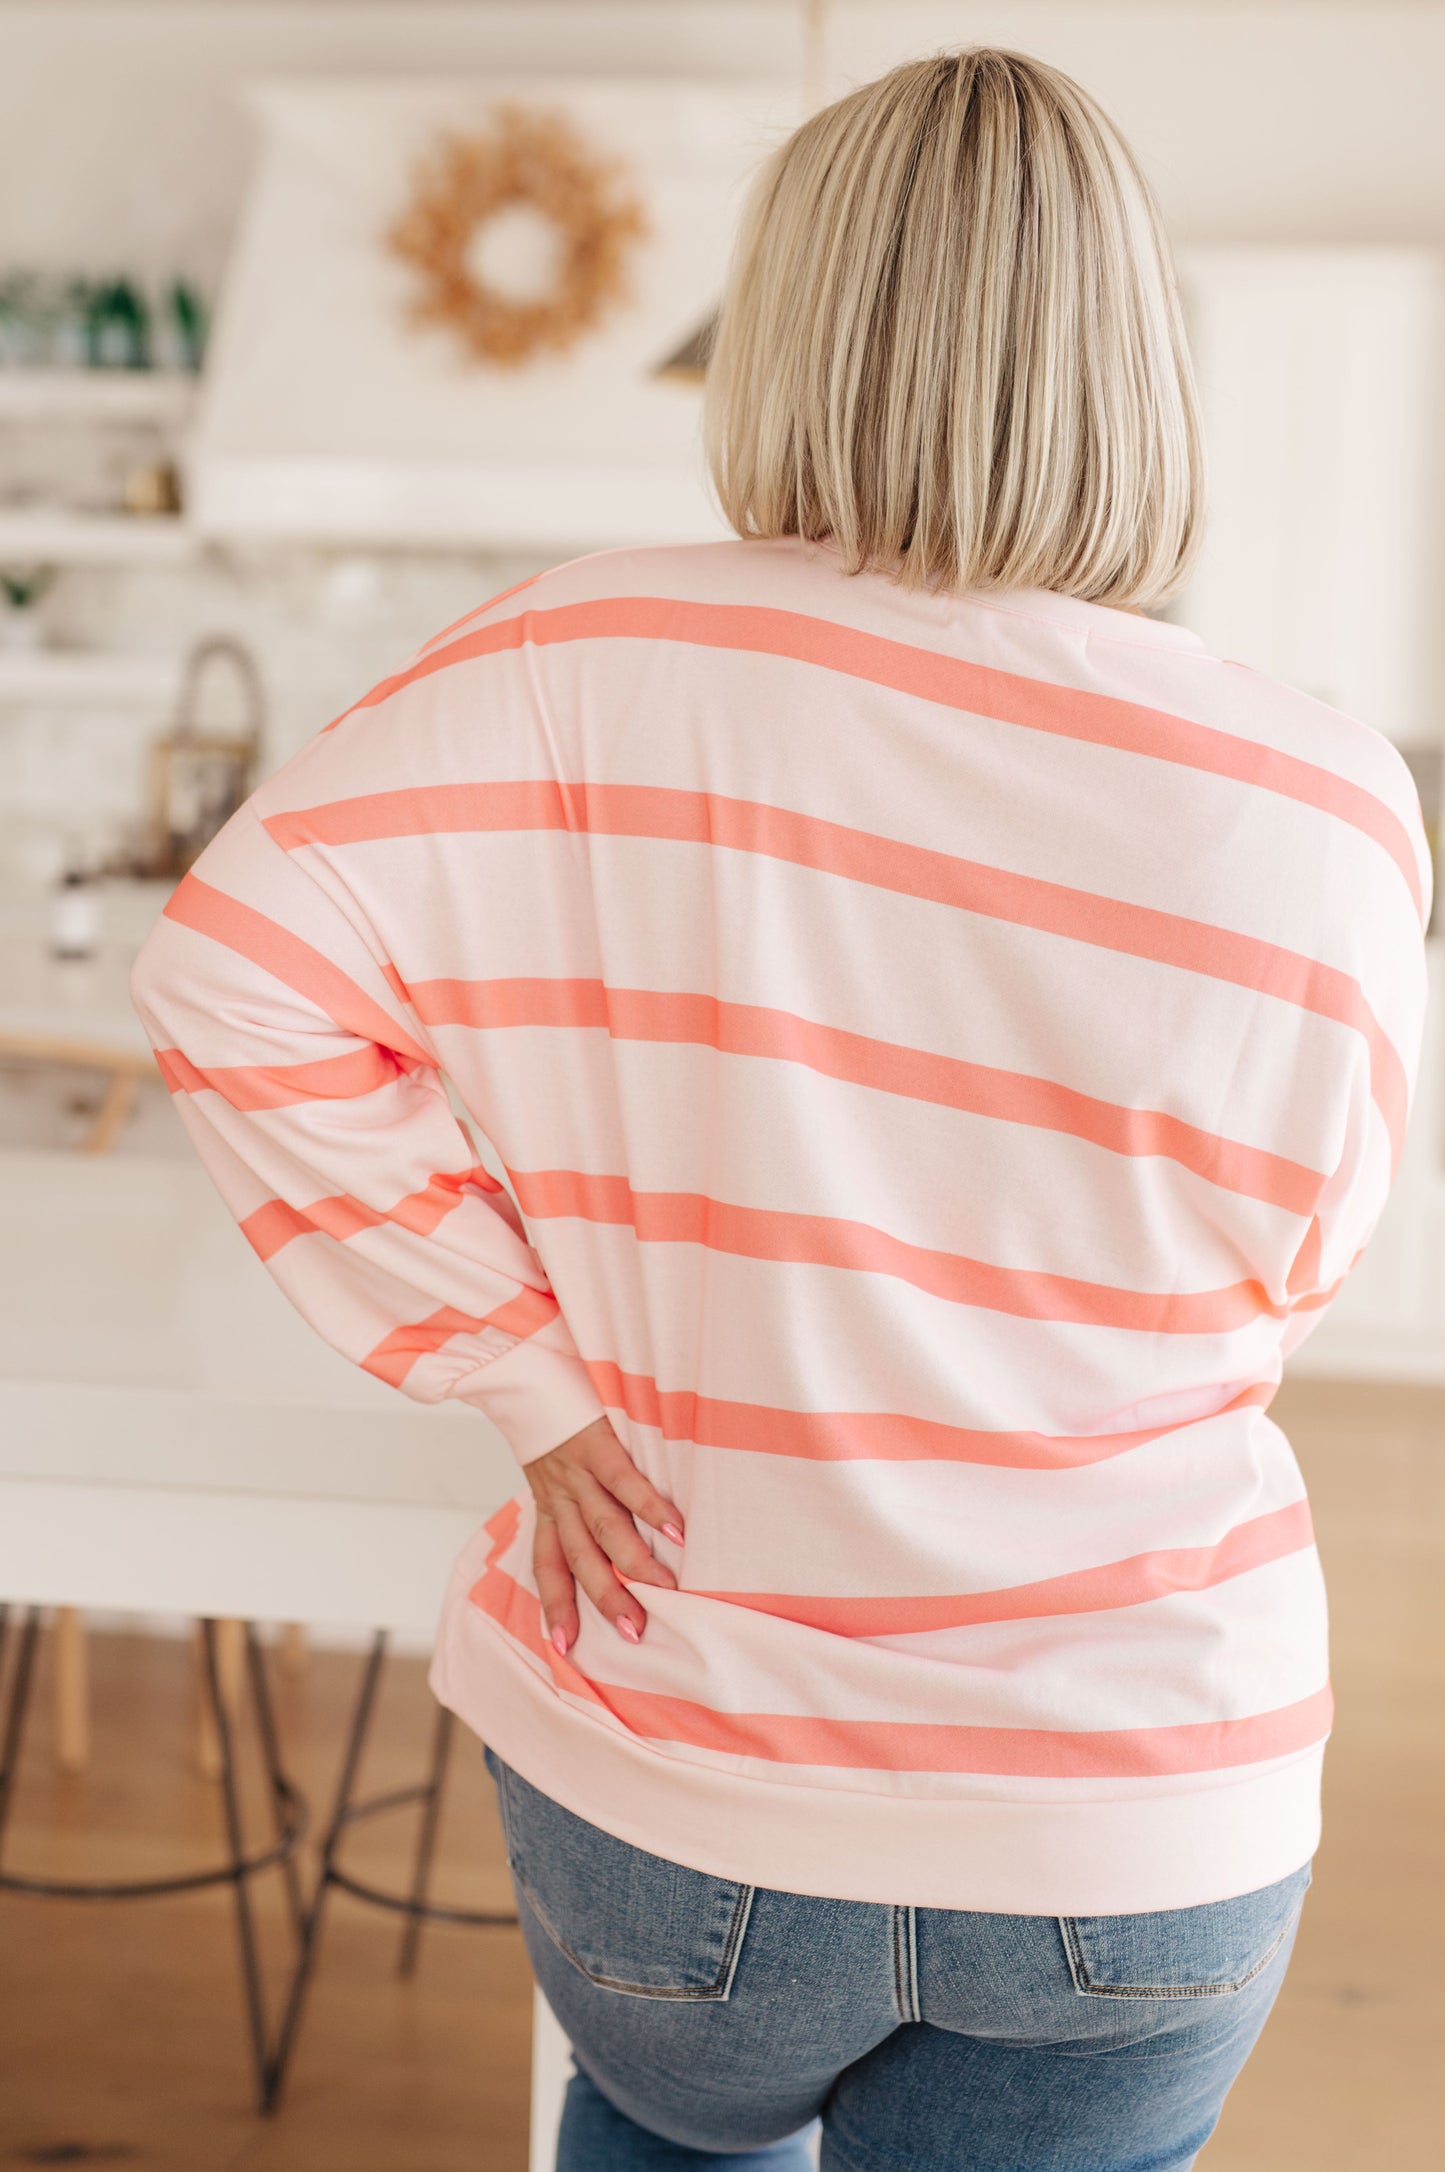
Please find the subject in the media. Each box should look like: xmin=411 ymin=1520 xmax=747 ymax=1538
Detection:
xmin=525 ymin=1416 xmax=685 ymax=1654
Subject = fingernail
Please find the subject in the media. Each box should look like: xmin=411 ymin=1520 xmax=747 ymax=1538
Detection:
xmin=661 ymin=1522 xmax=685 ymax=1545
xmin=617 ymin=1617 xmax=641 ymax=1644
xmin=550 ymin=1626 xmax=569 ymax=1657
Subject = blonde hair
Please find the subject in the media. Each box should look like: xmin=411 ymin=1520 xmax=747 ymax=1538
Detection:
xmin=705 ymin=49 xmax=1203 ymax=608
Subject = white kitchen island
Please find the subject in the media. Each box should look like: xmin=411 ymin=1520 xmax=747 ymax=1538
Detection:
xmin=0 ymin=1142 xmax=571 ymax=2157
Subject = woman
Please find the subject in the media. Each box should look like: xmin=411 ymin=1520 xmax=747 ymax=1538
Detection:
xmin=132 ymin=48 xmax=1428 ymax=2172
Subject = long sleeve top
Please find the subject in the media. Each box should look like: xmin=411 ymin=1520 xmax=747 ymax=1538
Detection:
xmin=130 ymin=537 xmax=1431 ymax=1913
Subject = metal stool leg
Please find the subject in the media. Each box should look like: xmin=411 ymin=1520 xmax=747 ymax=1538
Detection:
xmin=200 ymin=1617 xmax=272 ymax=2115
xmin=266 ymin=1628 xmax=389 ymax=2111
xmin=244 ymin=1625 xmax=305 ymax=1943
xmin=0 ymin=1606 xmax=42 ymax=1860
xmin=0 ymin=1610 xmax=306 ymax=2115
xmin=397 ymin=1702 xmax=454 ymax=1979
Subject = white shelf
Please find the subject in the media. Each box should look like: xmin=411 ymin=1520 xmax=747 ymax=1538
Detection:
xmin=0 ymin=369 xmax=199 ymax=424
xmin=0 ymin=650 xmax=179 ymax=705
xmin=190 ymin=452 xmax=722 ymax=551
xmin=0 ymin=510 xmax=198 ymax=565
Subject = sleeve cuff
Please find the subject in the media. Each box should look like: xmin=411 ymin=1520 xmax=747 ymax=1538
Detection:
xmin=455 ymin=1329 xmax=608 ymax=1466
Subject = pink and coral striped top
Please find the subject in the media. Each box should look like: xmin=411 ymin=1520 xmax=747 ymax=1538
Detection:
xmin=130 ymin=538 xmax=1430 ymax=1913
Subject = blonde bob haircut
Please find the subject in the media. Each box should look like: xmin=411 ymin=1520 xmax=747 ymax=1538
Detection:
xmin=706 ymin=49 xmax=1203 ymax=609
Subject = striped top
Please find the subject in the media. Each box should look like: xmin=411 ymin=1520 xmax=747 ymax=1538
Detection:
xmin=130 ymin=537 xmax=1430 ymax=1914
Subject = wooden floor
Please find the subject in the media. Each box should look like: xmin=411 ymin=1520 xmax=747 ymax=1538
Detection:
xmin=0 ymin=1378 xmax=1440 ymax=2170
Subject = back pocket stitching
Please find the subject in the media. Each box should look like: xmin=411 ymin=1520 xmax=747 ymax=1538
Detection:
xmin=496 ymin=1760 xmax=756 ymax=2002
xmin=515 ymin=1866 xmax=756 ymax=2001
xmin=1060 ymin=1913 xmax=1292 ymax=2001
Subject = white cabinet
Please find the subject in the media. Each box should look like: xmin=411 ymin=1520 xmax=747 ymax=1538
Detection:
xmin=1293 ymin=943 xmax=1445 ymax=1380
xmin=1177 ymin=247 xmax=1444 ymax=747
xmin=1176 ymin=248 xmax=1445 ymax=1378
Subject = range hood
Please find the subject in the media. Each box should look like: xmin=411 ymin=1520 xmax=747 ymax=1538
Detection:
xmin=188 ymin=78 xmax=791 ymax=550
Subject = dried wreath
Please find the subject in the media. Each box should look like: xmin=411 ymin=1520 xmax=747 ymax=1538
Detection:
xmin=388 ymin=104 xmax=648 ymax=367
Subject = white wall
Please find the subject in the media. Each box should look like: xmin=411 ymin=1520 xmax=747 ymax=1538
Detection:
xmin=838 ymin=2 xmax=1445 ymax=245
xmin=4 ymin=1 xmax=1445 ymax=290
xmin=3 ymin=0 xmax=1444 ymax=856
xmin=0 ymin=2 xmax=802 ymax=288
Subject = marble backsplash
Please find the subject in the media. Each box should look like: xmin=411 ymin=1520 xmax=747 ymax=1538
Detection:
xmin=0 ymin=543 xmax=547 ymax=884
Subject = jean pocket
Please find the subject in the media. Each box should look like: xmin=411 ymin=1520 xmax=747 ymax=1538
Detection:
xmin=489 ymin=1754 xmax=754 ymax=2001
xmin=1061 ymin=1862 xmax=1312 ymax=2001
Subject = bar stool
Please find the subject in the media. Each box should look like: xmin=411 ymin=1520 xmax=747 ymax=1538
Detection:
xmin=266 ymin=1631 xmax=519 ymax=2107
xmin=0 ymin=1605 xmax=307 ymax=2109
xmin=0 ymin=1147 xmax=538 ymax=2122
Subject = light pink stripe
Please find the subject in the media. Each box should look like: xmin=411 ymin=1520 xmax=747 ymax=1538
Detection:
xmin=511 ymin=1167 xmax=1282 ymax=1335
xmin=692 ymin=1500 xmax=1315 ymax=1635
xmin=410 ymin=574 xmax=544 ymax=662
xmin=239 ymin=1162 xmax=503 ymax=1264
xmin=361 ymin=1286 xmax=558 ymax=1389
xmin=470 ymin=1554 xmax=1334 ymax=1778
xmin=260 ymin=782 xmax=1407 ymax=1164
xmin=585 ymin=1357 xmax=1275 ymax=1468
xmin=406 ymin=975 xmax=1323 ymax=1215
xmin=153 ymin=1042 xmax=400 ymax=1112
xmin=163 ymin=875 xmax=435 ymax=1071
xmin=322 ymin=594 xmax=1424 ymax=920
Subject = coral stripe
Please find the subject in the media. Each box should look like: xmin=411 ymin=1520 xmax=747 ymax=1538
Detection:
xmin=409 ymin=574 xmax=544 ymax=661
xmin=693 ymin=1501 xmax=1316 ymax=1636
xmin=324 ymin=596 xmax=1424 ymax=919
xmin=130 ymin=543 xmax=1413 ymax=1901
xmin=405 ymin=976 xmax=1324 ymax=1216
xmin=242 ymin=1194 xmax=381 ymax=1260
xmin=261 ymin=782 xmax=1406 ymax=1160
xmin=480 ymin=1287 xmax=560 ymax=1340
xmin=486 ymin=1494 xmax=525 ymax=1554
xmin=238 ymin=1163 xmax=502 ymax=1264
xmin=237 ymin=1198 xmax=316 ymax=1260
xmin=469 ymin=1560 xmax=1333 ymax=1777
xmin=509 ymin=1168 xmax=1282 ymax=1334
xmin=153 ymin=1042 xmax=399 ymax=1112
xmin=581 ymin=1358 xmax=1276 ymax=1467
xmin=360 ymin=1287 xmax=557 ymax=1388
xmin=163 ymin=875 xmax=435 ymax=1070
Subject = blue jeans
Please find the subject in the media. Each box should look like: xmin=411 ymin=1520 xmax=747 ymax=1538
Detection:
xmin=486 ymin=1752 xmax=1308 ymax=2172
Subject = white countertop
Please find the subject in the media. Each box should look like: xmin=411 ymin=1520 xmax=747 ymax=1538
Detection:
xmin=0 ymin=887 xmax=518 ymax=1632
xmin=0 ymin=1148 xmax=516 ymax=1630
